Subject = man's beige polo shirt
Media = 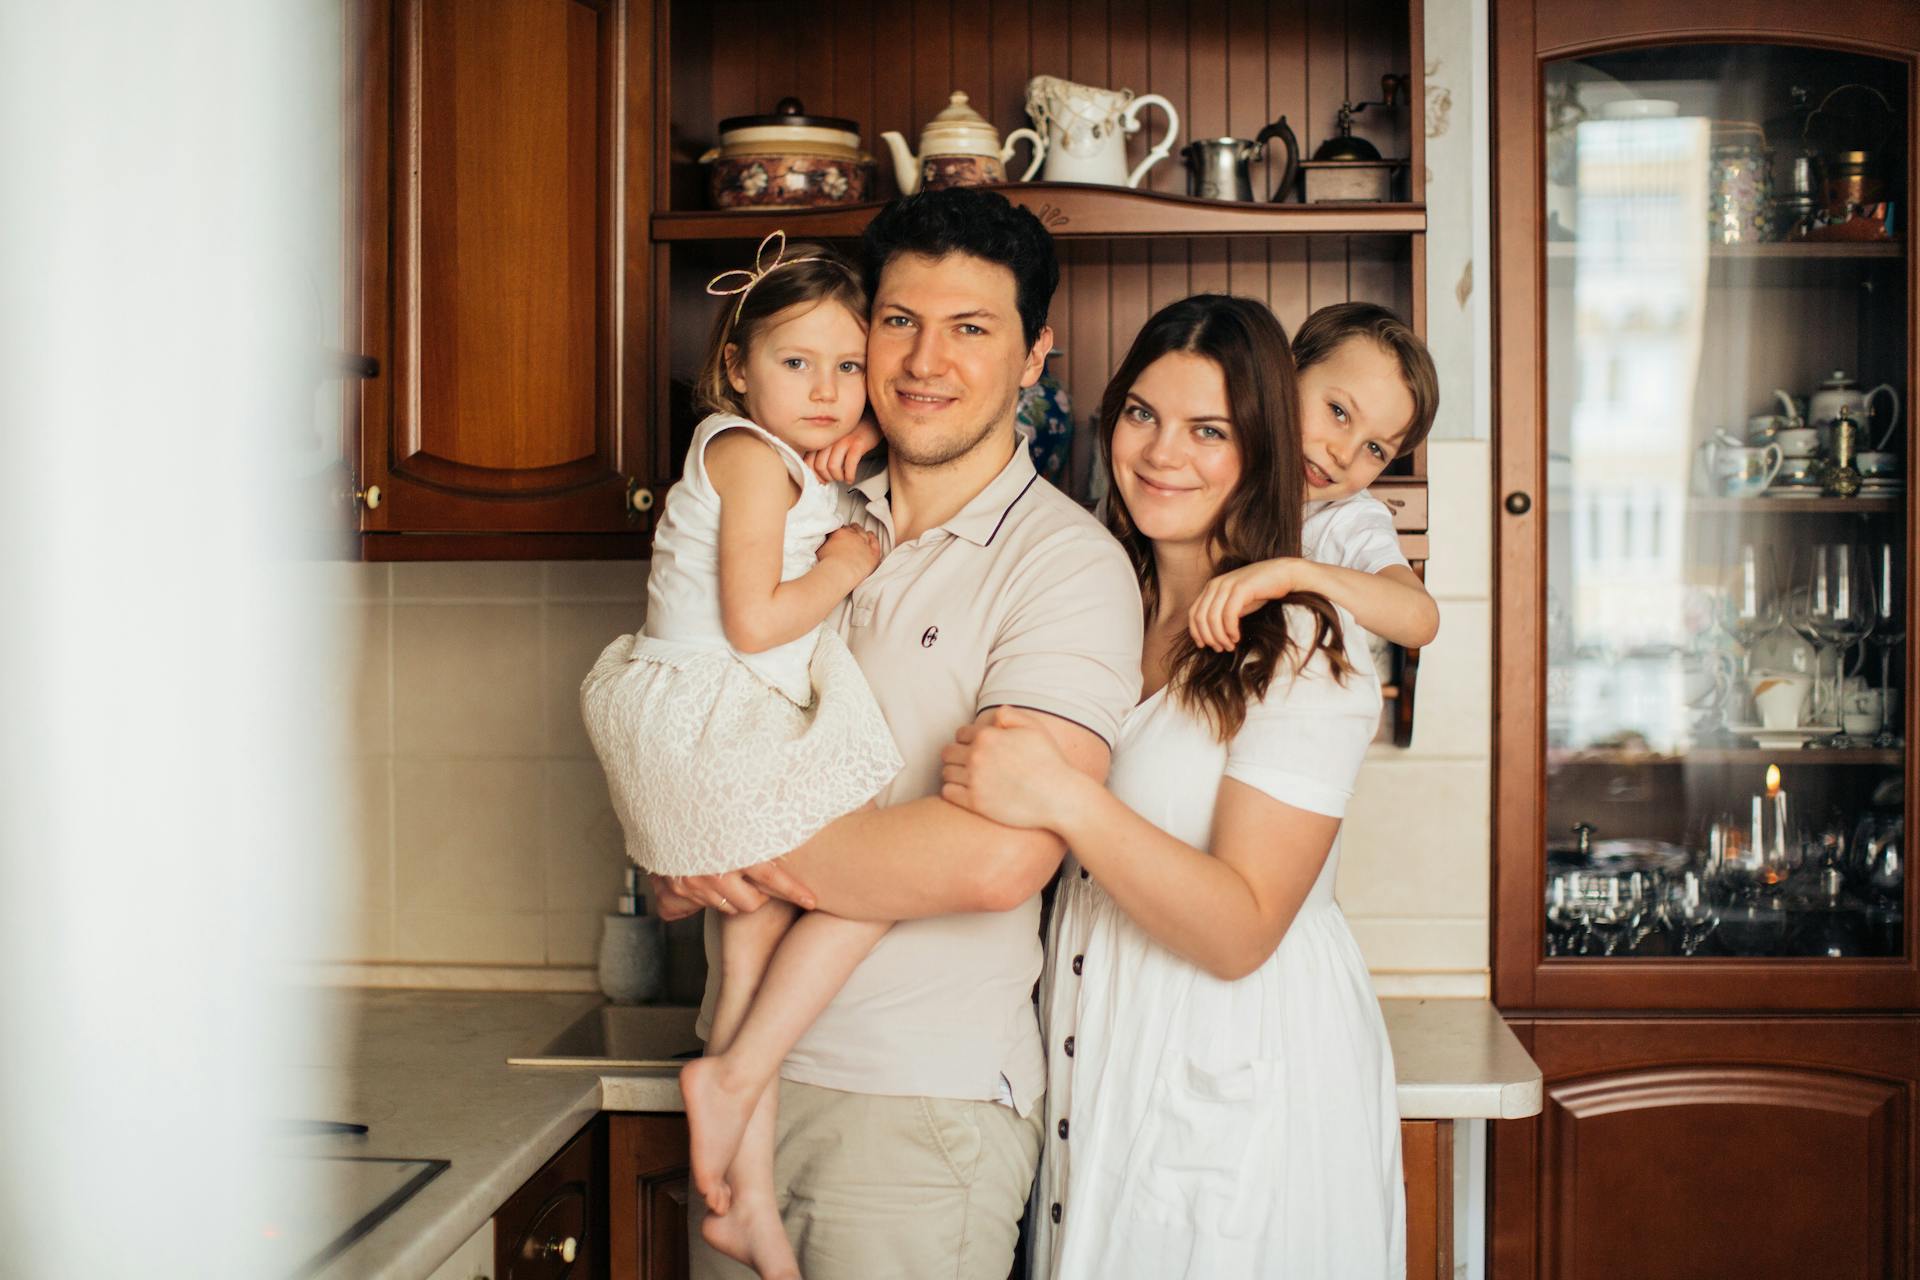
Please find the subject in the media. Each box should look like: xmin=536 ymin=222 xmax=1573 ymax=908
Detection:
xmin=702 ymin=437 xmax=1142 ymax=1116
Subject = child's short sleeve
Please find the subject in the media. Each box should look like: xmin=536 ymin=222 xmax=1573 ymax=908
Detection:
xmin=1221 ymin=608 xmax=1381 ymax=817
xmin=1312 ymin=494 xmax=1410 ymax=575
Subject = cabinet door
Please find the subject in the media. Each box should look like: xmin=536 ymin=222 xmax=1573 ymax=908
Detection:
xmin=1491 ymin=0 xmax=1920 ymax=1011
xmin=609 ymin=1114 xmax=691 ymax=1280
xmin=353 ymin=0 xmax=654 ymax=549
xmin=1401 ymin=1120 xmax=1454 ymax=1280
xmin=1492 ymin=1017 xmax=1919 ymax=1278
xmin=497 ymin=1117 xmax=604 ymax=1280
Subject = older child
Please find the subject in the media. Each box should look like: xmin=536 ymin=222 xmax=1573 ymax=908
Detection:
xmin=1186 ymin=302 xmax=1441 ymax=653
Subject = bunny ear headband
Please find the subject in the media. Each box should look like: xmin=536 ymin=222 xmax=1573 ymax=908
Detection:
xmin=705 ymin=230 xmax=829 ymax=322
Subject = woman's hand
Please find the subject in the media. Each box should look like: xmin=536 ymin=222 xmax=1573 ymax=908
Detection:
xmin=940 ymin=706 xmax=1082 ymax=832
xmin=806 ymin=418 xmax=883 ymax=485
xmin=1188 ymin=558 xmax=1305 ymax=651
xmin=816 ymin=523 xmax=882 ymax=582
xmin=649 ymin=857 xmax=818 ymax=921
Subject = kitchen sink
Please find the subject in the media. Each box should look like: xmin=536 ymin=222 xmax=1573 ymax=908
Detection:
xmin=508 ymin=1003 xmax=704 ymax=1067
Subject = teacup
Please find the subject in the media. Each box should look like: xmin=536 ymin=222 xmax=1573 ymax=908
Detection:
xmin=1748 ymin=671 xmax=1812 ymax=730
xmin=1842 ymin=686 xmax=1884 ymax=733
xmin=1774 ymin=457 xmax=1821 ymax=487
xmin=1773 ymin=427 xmax=1821 ymax=458
xmin=1857 ymin=450 xmax=1898 ymax=480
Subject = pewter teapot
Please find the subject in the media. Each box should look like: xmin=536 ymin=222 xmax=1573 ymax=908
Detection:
xmin=1180 ymin=118 xmax=1300 ymax=202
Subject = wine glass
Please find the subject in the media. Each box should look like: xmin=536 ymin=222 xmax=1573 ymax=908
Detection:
xmin=1810 ymin=544 xmax=1875 ymax=746
xmin=1723 ymin=543 xmax=1783 ymax=651
xmin=1866 ymin=541 xmax=1905 ymax=748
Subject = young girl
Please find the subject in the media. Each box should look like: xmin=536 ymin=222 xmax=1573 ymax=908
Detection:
xmin=1186 ymin=301 xmax=1443 ymax=654
xmin=580 ymin=232 xmax=901 ymax=1280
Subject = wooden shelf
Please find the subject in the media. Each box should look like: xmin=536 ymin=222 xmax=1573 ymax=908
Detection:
xmin=1552 ymin=747 xmax=1901 ymax=766
xmin=1547 ymin=240 xmax=1902 ymax=260
xmin=1689 ymin=497 xmax=1902 ymax=515
xmin=653 ymin=187 xmax=1427 ymax=242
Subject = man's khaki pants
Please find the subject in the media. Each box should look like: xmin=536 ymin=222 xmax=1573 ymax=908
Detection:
xmin=689 ymin=1079 xmax=1043 ymax=1280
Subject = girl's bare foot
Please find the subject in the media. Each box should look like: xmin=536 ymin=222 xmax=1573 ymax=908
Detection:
xmin=682 ymin=1055 xmax=761 ymax=1215
xmin=700 ymin=1184 xmax=799 ymax=1280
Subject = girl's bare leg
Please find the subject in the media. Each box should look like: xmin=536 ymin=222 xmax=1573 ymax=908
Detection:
xmin=682 ymin=911 xmax=889 ymax=1213
xmin=689 ymin=901 xmax=796 ymax=1215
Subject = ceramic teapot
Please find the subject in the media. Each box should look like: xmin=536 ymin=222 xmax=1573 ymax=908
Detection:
xmin=881 ymin=92 xmax=1045 ymax=195
xmin=1808 ymin=369 xmax=1901 ymax=451
xmin=1024 ymin=75 xmax=1180 ymax=189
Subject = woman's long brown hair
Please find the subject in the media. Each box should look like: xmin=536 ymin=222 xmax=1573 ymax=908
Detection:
xmin=1098 ymin=294 xmax=1352 ymax=741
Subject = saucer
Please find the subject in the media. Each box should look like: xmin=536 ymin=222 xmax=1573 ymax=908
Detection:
xmin=1727 ymin=724 xmax=1840 ymax=749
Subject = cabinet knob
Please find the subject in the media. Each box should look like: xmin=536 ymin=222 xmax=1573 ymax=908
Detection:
xmin=344 ymin=481 xmax=381 ymax=511
xmin=537 ymin=1235 xmax=578 ymax=1263
xmin=1503 ymin=491 xmax=1531 ymax=515
xmin=625 ymin=478 xmax=654 ymax=516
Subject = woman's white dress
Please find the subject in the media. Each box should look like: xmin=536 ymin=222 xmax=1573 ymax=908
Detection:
xmin=579 ymin=413 xmax=901 ymax=877
xmin=1030 ymin=612 xmax=1403 ymax=1278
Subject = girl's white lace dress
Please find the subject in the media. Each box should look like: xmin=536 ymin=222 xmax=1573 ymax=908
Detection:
xmin=580 ymin=413 xmax=901 ymax=876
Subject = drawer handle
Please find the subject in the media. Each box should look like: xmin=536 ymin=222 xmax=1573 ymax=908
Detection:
xmin=537 ymin=1235 xmax=578 ymax=1263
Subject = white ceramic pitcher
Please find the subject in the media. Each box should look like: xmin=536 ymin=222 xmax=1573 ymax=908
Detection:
xmin=1024 ymin=75 xmax=1180 ymax=188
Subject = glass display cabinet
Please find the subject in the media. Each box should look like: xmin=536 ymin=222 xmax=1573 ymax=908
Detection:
xmin=1497 ymin=21 xmax=1917 ymax=1011
xmin=1492 ymin=3 xmax=1920 ymax=1276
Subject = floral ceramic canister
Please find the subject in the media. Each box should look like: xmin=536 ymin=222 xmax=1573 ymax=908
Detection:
xmin=1018 ymin=354 xmax=1073 ymax=486
xmin=701 ymin=98 xmax=875 ymax=209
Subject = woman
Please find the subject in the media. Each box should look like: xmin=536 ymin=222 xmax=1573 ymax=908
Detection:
xmin=940 ymin=295 xmax=1403 ymax=1278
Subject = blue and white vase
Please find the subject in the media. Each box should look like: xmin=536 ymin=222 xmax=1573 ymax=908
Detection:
xmin=1018 ymin=354 xmax=1074 ymax=486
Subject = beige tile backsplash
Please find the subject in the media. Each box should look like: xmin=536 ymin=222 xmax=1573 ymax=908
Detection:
xmin=333 ymin=448 xmax=1493 ymax=986
xmin=338 ymin=562 xmax=647 ymax=967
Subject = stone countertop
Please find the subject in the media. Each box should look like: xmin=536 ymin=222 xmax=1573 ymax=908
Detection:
xmin=308 ymin=989 xmax=1539 ymax=1280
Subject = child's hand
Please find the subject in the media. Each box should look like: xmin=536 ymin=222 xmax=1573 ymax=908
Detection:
xmin=806 ymin=417 xmax=883 ymax=485
xmin=817 ymin=523 xmax=882 ymax=581
xmin=1188 ymin=559 xmax=1303 ymax=651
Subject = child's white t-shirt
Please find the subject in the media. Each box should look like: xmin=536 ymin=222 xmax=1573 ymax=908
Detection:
xmin=1302 ymin=491 xmax=1409 ymax=575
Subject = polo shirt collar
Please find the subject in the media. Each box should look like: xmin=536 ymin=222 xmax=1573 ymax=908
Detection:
xmin=854 ymin=437 xmax=1041 ymax=548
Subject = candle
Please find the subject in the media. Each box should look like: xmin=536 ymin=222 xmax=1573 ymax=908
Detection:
xmin=1751 ymin=793 xmax=1764 ymax=862
xmin=1765 ymin=764 xmax=1788 ymax=883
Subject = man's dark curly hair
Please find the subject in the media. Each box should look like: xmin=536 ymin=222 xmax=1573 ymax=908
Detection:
xmin=861 ymin=187 xmax=1060 ymax=349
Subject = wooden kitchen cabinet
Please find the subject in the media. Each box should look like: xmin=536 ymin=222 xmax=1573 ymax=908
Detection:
xmin=1492 ymin=1017 xmax=1920 ymax=1279
xmin=608 ymin=1114 xmax=691 ymax=1280
xmin=349 ymin=0 xmax=656 ymax=559
xmin=1491 ymin=0 xmax=1920 ymax=1271
xmin=1401 ymin=1120 xmax=1454 ymax=1280
xmin=496 ymin=1116 xmax=607 ymax=1279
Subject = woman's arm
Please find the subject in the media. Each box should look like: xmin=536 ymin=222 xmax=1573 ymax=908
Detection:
xmin=1189 ymin=557 xmax=1439 ymax=651
xmin=942 ymin=717 xmax=1337 ymax=980
xmin=707 ymin=430 xmax=879 ymax=654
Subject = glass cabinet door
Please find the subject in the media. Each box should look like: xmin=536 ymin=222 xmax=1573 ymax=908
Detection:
xmin=1541 ymin=44 xmax=1908 ymax=962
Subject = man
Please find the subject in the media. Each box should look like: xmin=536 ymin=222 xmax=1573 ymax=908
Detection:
xmin=655 ymin=187 xmax=1144 ymax=1279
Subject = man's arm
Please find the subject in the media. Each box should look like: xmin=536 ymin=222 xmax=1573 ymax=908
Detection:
xmin=655 ymin=707 xmax=1109 ymax=922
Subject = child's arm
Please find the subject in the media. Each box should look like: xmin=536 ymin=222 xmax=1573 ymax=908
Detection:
xmin=1189 ymin=557 xmax=1440 ymax=651
xmin=708 ymin=430 xmax=880 ymax=655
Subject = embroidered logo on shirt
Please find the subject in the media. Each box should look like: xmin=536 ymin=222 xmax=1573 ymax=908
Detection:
xmin=920 ymin=626 xmax=939 ymax=648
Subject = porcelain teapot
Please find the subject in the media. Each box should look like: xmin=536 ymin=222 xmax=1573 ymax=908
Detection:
xmin=1024 ymin=75 xmax=1180 ymax=188
xmin=1808 ymin=369 xmax=1901 ymax=451
xmin=881 ymin=92 xmax=1045 ymax=195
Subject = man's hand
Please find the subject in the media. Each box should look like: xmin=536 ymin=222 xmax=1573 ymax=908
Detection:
xmin=648 ymin=858 xmax=819 ymax=921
